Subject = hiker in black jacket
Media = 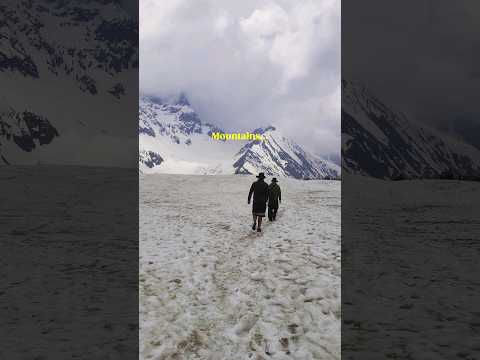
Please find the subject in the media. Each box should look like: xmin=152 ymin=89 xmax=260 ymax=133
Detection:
xmin=248 ymin=172 xmax=269 ymax=232
xmin=268 ymin=177 xmax=281 ymax=221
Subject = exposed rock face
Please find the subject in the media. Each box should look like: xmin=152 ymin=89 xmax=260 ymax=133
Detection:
xmin=342 ymin=79 xmax=480 ymax=180
xmin=1 ymin=0 xmax=138 ymax=165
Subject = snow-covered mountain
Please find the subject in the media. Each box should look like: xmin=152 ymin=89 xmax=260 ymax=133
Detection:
xmin=0 ymin=0 xmax=138 ymax=166
xmin=233 ymin=126 xmax=339 ymax=179
xmin=139 ymin=95 xmax=340 ymax=179
xmin=342 ymin=79 xmax=480 ymax=180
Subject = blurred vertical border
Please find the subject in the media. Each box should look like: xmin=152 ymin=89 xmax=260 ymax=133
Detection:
xmin=0 ymin=0 xmax=139 ymax=358
xmin=342 ymin=1 xmax=480 ymax=358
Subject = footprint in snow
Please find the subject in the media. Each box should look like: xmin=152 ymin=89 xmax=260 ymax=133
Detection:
xmin=233 ymin=313 xmax=258 ymax=336
xmin=250 ymin=272 xmax=263 ymax=281
xmin=288 ymin=323 xmax=299 ymax=334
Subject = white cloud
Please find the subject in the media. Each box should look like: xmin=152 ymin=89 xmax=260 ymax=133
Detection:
xmin=140 ymin=0 xmax=340 ymax=156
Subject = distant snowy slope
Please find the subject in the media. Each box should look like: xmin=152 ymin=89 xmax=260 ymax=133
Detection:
xmin=233 ymin=126 xmax=340 ymax=179
xmin=139 ymin=95 xmax=238 ymax=174
xmin=342 ymin=79 xmax=480 ymax=179
xmin=139 ymin=96 xmax=340 ymax=179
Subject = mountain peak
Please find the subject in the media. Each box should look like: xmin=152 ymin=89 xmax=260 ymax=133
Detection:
xmin=233 ymin=129 xmax=340 ymax=179
xmin=141 ymin=92 xmax=191 ymax=107
xmin=252 ymin=125 xmax=276 ymax=134
xmin=175 ymin=93 xmax=190 ymax=106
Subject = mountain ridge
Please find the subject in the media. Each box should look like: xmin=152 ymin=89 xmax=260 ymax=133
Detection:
xmin=342 ymin=79 xmax=480 ymax=180
xmin=139 ymin=95 xmax=340 ymax=179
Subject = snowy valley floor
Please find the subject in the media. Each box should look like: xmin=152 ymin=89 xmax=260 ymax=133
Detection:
xmin=140 ymin=175 xmax=341 ymax=360
xmin=342 ymin=176 xmax=480 ymax=359
xmin=1 ymin=166 xmax=138 ymax=359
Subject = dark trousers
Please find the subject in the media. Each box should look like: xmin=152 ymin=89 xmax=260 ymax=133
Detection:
xmin=268 ymin=206 xmax=278 ymax=221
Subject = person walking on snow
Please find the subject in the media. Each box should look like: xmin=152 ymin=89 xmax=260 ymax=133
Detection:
xmin=268 ymin=177 xmax=281 ymax=221
xmin=248 ymin=172 xmax=269 ymax=232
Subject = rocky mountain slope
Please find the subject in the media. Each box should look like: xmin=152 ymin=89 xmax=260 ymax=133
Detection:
xmin=342 ymin=79 xmax=480 ymax=179
xmin=0 ymin=0 xmax=138 ymax=166
xmin=233 ymin=126 xmax=340 ymax=179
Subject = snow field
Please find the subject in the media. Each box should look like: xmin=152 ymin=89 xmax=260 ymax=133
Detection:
xmin=140 ymin=174 xmax=340 ymax=359
xmin=342 ymin=175 xmax=480 ymax=359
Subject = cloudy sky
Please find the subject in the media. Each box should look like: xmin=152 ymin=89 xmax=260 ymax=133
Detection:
xmin=140 ymin=0 xmax=340 ymax=157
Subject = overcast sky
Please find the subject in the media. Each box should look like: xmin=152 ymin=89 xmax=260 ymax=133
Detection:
xmin=140 ymin=0 xmax=340 ymax=156
xmin=343 ymin=1 xmax=480 ymax=148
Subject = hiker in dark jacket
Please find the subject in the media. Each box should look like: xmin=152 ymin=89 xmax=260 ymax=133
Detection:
xmin=268 ymin=177 xmax=281 ymax=221
xmin=248 ymin=172 xmax=269 ymax=232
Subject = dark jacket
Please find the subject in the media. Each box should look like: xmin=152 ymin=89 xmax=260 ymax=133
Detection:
xmin=268 ymin=183 xmax=281 ymax=208
xmin=248 ymin=180 xmax=269 ymax=204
